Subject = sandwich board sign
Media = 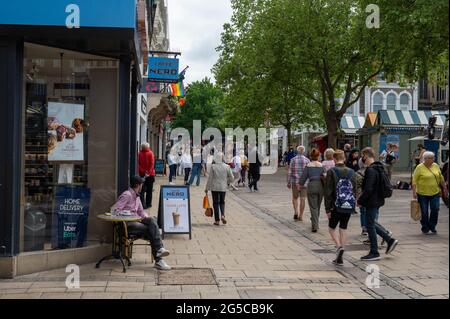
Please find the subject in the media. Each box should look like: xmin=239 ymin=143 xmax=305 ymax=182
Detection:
xmin=157 ymin=185 xmax=191 ymax=239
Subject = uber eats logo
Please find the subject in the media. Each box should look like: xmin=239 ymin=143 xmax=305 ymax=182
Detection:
xmin=66 ymin=4 xmax=80 ymax=29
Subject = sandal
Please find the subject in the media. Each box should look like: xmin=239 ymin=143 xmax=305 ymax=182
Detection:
xmin=221 ymin=216 xmax=227 ymax=225
xmin=294 ymin=214 xmax=299 ymax=220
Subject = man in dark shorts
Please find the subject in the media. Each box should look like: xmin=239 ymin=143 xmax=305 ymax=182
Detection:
xmin=325 ymin=150 xmax=357 ymax=266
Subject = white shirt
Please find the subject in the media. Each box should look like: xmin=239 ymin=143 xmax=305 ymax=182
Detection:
xmin=181 ymin=153 xmax=193 ymax=169
xmin=231 ymin=155 xmax=242 ymax=173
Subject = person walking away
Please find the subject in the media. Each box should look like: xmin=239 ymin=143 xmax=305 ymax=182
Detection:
xmin=346 ymin=148 xmax=361 ymax=172
xmin=299 ymin=149 xmax=325 ymax=232
xmin=138 ymin=143 xmax=155 ymax=209
xmin=167 ymin=149 xmax=178 ymax=185
xmin=188 ymin=146 xmax=202 ymax=186
xmin=286 ymin=148 xmax=296 ymax=168
xmin=412 ymin=151 xmax=448 ymax=234
xmin=324 ymin=150 xmax=357 ymax=266
xmin=181 ymin=151 xmax=193 ymax=185
xmin=380 ymin=143 xmax=398 ymax=182
xmin=248 ymin=145 xmax=262 ymax=192
xmin=287 ymin=146 xmax=310 ymax=221
xmin=358 ymin=147 xmax=399 ymax=261
xmin=344 ymin=144 xmax=352 ymax=161
xmin=239 ymin=150 xmax=248 ymax=187
xmin=205 ymin=152 xmax=234 ymax=226
xmin=230 ymin=151 xmax=242 ymax=190
xmin=414 ymin=144 xmax=426 ymax=168
xmin=112 ymin=176 xmax=171 ymax=270
xmin=322 ymin=148 xmax=335 ymax=173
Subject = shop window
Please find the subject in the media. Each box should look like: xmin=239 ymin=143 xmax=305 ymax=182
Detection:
xmin=386 ymin=93 xmax=397 ymax=110
xmin=22 ymin=43 xmax=118 ymax=252
xmin=372 ymin=92 xmax=383 ymax=113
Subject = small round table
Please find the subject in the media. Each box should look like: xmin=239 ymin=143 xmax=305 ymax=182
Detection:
xmin=96 ymin=214 xmax=142 ymax=273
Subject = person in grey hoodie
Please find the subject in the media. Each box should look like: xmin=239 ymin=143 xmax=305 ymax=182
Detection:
xmin=205 ymin=152 xmax=235 ymax=226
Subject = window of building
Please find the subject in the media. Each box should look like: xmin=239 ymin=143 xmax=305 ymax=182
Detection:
xmin=386 ymin=93 xmax=397 ymax=110
xmin=419 ymin=79 xmax=428 ymax=100
xmin=400 ymin=94 xmax=410 ymax=111
xmin=372 ymin=92 xmax=383 ymax=113
xmin=437 ymin=85 xmax=447 ymax=102
xmin=21 ymin=43 xmax=119 ymax=253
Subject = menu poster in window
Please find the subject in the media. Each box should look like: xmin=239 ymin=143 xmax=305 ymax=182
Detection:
xmin=52 ymin=186 xmax=91 ymax=249
xmin=158 ymin=186 xmax=191 ymax=239
xmin=48 ymin=102 xmax=85 ymax=162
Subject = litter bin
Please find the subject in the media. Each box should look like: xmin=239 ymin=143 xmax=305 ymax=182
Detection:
xmin=24 ymin=209 xmax=47 ymax=252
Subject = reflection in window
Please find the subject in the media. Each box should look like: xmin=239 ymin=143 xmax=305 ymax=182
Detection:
xmin=387 ymin=93 xmax=397 ymax=110
xmin=400 ymin=94 xmax=410 ymax=111
xmin=373 ymin=92 xmax=383 ymax=113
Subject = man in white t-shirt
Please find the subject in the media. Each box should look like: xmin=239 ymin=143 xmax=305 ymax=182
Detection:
xmin=230 ymin=152 xmax=242 ymax=190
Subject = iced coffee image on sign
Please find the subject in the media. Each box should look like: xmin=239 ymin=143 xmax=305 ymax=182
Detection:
xmin=172 ymin=206 xmax=181 ymax=228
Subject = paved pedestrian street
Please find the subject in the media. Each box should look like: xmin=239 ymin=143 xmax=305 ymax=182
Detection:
xmin=0 ymin=171 xmax=448 ymax=299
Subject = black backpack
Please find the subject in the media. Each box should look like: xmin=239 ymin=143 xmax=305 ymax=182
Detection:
xmin=378 ymin=167 xmax=393 ymax=198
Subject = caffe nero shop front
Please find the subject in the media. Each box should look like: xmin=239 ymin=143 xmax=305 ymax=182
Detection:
xmin=0 ymin=1 xmax=147 ymax=278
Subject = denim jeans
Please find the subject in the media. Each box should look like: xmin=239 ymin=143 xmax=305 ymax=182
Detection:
xmin=168 ymin=164 xmax=177 ymax=183
xmin=188 ymin=163 xmax=202 ymax=186
xmin=365 ymin=207 xmax=391 ymax=255
xmin=127 ymin=217 xmax=163 ymax=261
xmin=417 ymin=194 xmax=440 ymax=233
xmin=360 ymin=206 xmax=366 ymax=228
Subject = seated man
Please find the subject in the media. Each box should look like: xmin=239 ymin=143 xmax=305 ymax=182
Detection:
xmin=113 ymin=175 xmax=171 ymax=270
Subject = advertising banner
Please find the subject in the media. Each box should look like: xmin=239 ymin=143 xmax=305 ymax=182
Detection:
xmin=0 ymin=1 xmax=136 ymax=29
xmin=48 ymin=102 xmax=85 ymax=162
xmin=158 ymin=186 xmax=191 ymax=239
xmin=380 ymin=134 xmax=400 ymax=157
xmin=148 ymin=57 xmax=180 ymax=83
xmin=155 ymin=159 xmax=166 ymax=175
xmin=52 ymin=186 xmax=91 ymax=249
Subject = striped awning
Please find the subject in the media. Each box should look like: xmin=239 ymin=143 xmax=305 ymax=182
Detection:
xmin=340 ymin=116 xmax=365 ymax=134
xmin=378 ymin=110 xmax=448 ymax=127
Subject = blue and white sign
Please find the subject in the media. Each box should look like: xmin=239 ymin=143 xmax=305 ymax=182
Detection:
xmin=52 ymin=186 xmax=91 ymax=249
xmin=148 ymin=57 xmax=180 ymax=83
xmin=0 ymin=0 xmax=136 ymax=29
xmin=158 ymin=186 xmax=191 ymax=238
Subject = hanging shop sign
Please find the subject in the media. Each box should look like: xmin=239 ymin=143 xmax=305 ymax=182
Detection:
xmin=0 ymin=0 xmax=136 ymax=29
xmin=140 ymin=78 xmax=162 ymax=93
xmin=157 ymin=186 xmax=192 ymax=239
xmin=47 ymin=101 xmax=85 ymax=162
xmin=148 ymin=57 xmax=180 ymax=83
xmin=52 ymin=186 xmax=91 ymax=249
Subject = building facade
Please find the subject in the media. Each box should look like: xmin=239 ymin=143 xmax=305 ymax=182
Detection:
xmin=0 ymin=0 xmax=152 ymax=278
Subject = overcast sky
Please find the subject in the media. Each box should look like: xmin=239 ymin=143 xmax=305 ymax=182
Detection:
xmin=168 ymin=0 xmax=233 ymax=84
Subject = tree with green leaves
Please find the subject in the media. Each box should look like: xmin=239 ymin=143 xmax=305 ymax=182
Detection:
xmin=170 ymin=78 xmax=225 ymax=136
xmin=214 ymin=0 xmax=448 ymax=148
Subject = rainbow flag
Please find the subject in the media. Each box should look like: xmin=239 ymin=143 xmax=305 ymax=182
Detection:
xmin=170 ymin=81 xmax=185 ymax=97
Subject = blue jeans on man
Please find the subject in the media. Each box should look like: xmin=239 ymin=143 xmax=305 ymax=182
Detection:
xmin=188 ymin=163 xmax=202 ymax=186
xmin=365 ymin=207 xmax=392 ymax=255
xmin=417 ymin=194 xmax=440 ymax=233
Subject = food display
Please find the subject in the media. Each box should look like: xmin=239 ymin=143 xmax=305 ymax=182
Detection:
xmin=48 ymin=133 xmax=57 ymax=154
xmin=72 ymin=118 xmax=84 ymax=133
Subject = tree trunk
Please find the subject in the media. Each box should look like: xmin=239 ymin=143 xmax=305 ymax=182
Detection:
xmin=326 ymin=114 xmax=339 ymax=149
xmin=286 ymin=125 xmax=292 ymax=150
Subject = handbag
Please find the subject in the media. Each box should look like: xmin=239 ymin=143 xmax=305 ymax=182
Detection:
xmin=410 ymin=199 xmax=421 ymax=221
xmin=425 ymin=165 xmax=449 ymax=204
xmin=203 ymin=195 xmax=213 ymax=217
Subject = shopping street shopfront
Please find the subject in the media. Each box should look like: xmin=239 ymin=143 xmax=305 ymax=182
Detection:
xmin=0 ymin=1 xmax=148 ymax=278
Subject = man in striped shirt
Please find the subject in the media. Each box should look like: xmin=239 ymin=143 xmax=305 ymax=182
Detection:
xmin=287 ymin=146 xmax=310 ymax=221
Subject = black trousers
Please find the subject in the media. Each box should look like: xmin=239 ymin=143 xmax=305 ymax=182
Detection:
xmin=212 ymin=191 xmax=226 ymax=222
xmin=248 ymin=168 xmax=260 ymax=190
xmin=184 ymin=168 xmax=191 ymax=183
xmin=127 ymin=217 xmax=163 ymax=261
xmin=140 ymin=176 xmax=155 ymax=209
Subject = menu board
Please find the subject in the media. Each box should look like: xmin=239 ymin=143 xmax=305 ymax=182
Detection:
xmin=155 ymin=159 xmax=166 ymax=175
xmin=47 ymin=102 xmax=85 ymax=162
xmin=158 ymin=186 xmax=191 ymax=239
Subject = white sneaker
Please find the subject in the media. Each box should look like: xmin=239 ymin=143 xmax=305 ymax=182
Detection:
xmin=156 ymin=247 xmax=170 ymax=258
xmin=169 ymin=182 xmax=175 ymax=185
xmin=155 ymin=259 xmax=171 ymax=270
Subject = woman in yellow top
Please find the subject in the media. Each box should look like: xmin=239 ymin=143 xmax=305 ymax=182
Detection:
xmin=412 ymin=151 xmax=448 ymax=234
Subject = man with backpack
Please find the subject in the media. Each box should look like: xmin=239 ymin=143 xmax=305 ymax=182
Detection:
xmin=358 ymin=147 xmax=399 ymax=261
xmin=325 ymin=150 xmax=357 ymax=266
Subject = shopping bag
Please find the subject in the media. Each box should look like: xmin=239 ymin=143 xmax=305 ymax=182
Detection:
xmin=410 ymin=199 xmax=421 ymax=221
xmin=205 ymin=207 xmax=213 ymax=217
xmin=203 ymin=195 xmax=210 ymax=209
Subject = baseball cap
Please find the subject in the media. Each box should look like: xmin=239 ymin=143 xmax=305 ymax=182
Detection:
xmin=130 ymin=175 xmax=145 ymax=187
